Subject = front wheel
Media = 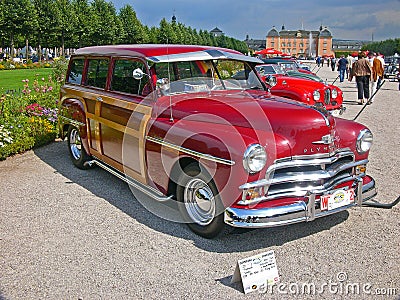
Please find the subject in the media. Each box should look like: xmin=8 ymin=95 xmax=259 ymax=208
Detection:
xmin=176 ymin=163 xmax=228 ymax=238
xmin=67 ymin=126 xmax=91 ymax=169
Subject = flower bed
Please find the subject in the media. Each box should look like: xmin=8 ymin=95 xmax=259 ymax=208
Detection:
xmin=0 ymin=75 xmax=61 ymax=160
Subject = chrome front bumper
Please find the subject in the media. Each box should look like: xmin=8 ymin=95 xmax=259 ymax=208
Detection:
xmin=224 ymin=177 xmax=377 ymax=228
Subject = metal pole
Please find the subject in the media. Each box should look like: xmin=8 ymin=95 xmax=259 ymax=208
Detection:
xmin=353 ymin=80 xmax=385 ymax=121
xmin=331 ymin=75 xmax=340 ymax=85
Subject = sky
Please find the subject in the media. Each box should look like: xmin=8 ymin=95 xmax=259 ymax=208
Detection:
xmin=110 ymin=0 xmax=400 ymax=42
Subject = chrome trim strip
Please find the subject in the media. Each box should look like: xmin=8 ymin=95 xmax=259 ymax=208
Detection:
xmin=147 ymin=49 xmax=263 ymax=64
xmin=238 ymin=174 xmax=364 ymax=205
xmin=240 ymin=159 xmax=367 ymax=190
xmin=146 ymin=136 xmax=235 ymax=166
xmin=225 ymin=178 xmax=377 ymax=228
xmin=59 ymin=115 xmax=86 ymax=127
xmin=286 ymin=148 xmax=353 ymax=162
xmin=86 ymin=159 xmax=172 ymax=202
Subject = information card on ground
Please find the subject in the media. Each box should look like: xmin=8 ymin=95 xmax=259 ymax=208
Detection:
xmin=231 ymin=250 xmax=280 ymax=294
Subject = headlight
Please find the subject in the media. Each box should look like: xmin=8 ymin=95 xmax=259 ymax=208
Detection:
xmin=356 ymin=129 xmax=373 ymax=154
xmin=313 ymin=90 xmax=321 ymax=101
xmin=243 ymin=144 xmax=267 ymax=173
xmin=332 ymin=88 xmax=338 ymax=99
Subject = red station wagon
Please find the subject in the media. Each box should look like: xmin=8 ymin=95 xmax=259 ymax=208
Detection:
xmin=59 ymin=44 xmax=377 ymax=238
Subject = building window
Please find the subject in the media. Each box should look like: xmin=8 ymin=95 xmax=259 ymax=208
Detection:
xmin=281 ymin=43 xmax=285 ymax=47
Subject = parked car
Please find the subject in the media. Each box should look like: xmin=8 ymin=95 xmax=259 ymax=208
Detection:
xmin=251 ymin=64 xmax=344 ymax=115
xmin=257 ymin=62 xmax=323 ymax=82
xmin=262 ymin=57 xmax=313 ymax=74
xmin=59 ymin=44 xmax=377 ymax=238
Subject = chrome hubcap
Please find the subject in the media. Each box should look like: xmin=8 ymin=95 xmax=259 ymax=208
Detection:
xmin=69 ymin=128 xmax=82 ymax=160
xmin=184 ymin=178 xmax=215 ymax=225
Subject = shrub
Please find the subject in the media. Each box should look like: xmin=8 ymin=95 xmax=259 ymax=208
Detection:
xmin=0 ymin=74 xmax=61 ymax=160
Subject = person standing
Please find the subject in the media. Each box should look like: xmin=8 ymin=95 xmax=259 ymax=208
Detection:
xmin=330 ymin=57 xmax=336 ymax=71
xmin=337 ymin=55 xmax=348 ymax=82
xmin=370 ymin=52 xmax=384 ymax=95
xmin=346 ymin=54 xmax=353 ymax=79
xmin=349 ymin=52 xmax=372 ymax=104
xmin=316 ymin=56 xmax=321 ymax=67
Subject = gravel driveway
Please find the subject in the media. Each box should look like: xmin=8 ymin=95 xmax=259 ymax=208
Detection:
xmin=1 ymin=64 xmax=399 ymax=299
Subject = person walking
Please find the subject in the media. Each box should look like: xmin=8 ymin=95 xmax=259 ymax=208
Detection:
xmin=337 ymin=55 xmax=348 ymax=82
xmin=349 ymin=52 xmax=372 ymax=104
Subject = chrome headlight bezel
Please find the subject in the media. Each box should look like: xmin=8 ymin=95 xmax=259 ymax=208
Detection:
xmin=356 ymin=129 xmax=373 ymax=154
xmin=331 ymin=88 xmax=338 ymax=99
xmin=313 ymin=90 xmax=321 ymax=101
xmin=243 ymin=144 xmax=267 ymax=174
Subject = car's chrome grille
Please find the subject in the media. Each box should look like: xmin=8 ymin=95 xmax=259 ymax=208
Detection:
xmin=324 ymin=89 xmax=331 ymax=104
xmin=239 ymin=149 xmax=367 ymax=205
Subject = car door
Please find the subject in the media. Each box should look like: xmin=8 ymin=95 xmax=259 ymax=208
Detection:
xmin=85 ymin=57 xmax=153 ymax=184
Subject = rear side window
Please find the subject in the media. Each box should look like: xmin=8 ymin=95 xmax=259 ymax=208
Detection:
xmin=67 ymin=58 xmax=84 ymax=84
xmin=86 ymin=58 xmax=109 ymax=89
xmin=111 ymin=59 xmax=149 ymax=96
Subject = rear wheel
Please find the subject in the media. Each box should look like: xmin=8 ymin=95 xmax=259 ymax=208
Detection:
xmin=177 ymin=163 xmax=227 ymax=238
xmin=67 ymin=126 xmax=91 ymax=169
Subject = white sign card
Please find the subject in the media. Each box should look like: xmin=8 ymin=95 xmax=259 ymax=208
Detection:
xmin=231 ymin=250 xmax=280 ymax=294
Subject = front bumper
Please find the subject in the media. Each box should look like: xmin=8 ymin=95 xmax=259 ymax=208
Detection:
xmin=224 ymin=176 xmax=376 ymax=228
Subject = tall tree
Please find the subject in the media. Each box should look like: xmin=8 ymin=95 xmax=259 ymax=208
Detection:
xmin=89 ymin=0 xmax=120 ymax=45
xmin=1 ymin=0 xmax=37 ymax=57
xmin=70 ymin=0 xmax=92 ymax=48
xmin=32 ymin=0 xmax=59 ymax=60
xmin=118 ymin=5 xmax=146 ymax=44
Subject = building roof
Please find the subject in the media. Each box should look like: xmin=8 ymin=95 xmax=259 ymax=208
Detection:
xmin=210 ymin=27 xmax=223 ymax=34
xmin=267 ymin=27 xmax=280 ymax=37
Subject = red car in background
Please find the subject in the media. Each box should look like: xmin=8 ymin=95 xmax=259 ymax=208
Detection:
xmin=255 ymin=63 xmax=345 ymax=115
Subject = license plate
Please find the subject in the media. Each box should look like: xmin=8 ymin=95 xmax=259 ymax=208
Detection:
xmin=320 ymin=188 xmax=355 ymax=211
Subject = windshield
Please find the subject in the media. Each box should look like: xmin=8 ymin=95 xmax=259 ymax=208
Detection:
xmin=279 ymin=62 xmax=298 ymax=72
xmin=151 ymin=59 xmax=264 ymax=95
xmin=256 ymin=64 xmax=286 ymax=75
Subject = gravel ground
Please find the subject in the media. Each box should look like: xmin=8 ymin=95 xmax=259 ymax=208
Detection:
xmin=1 ymin=64 xmax=399 ymax=300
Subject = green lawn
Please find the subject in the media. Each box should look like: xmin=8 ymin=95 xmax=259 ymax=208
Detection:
xmin=0 ymin=68 xmax=54 ymax=93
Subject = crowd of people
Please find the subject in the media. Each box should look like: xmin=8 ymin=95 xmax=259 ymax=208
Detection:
xmin=316 ymin=52 xmax=389 ymax=104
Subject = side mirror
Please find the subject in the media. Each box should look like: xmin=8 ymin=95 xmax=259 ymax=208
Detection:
xmin=132 ymin=68 xmax=145 ymax=80
xmin=265 ymin=75 xmax=277 ymax=87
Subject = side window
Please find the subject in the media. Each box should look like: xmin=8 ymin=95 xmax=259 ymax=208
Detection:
xmin=111 ymin=59 xmax=149 ymax=96
xmin=86 ymin=58 xmax=109 ymax=89
xmin=67 ymin=58 xmax=84 ymax=84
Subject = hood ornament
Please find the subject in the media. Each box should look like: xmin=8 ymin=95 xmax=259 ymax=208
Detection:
xmin=312 ymin=134 xmax=335 ymax=145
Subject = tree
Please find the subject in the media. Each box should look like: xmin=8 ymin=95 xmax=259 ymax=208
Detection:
xmin=32 ymin=0 xmax=59 ymax=60
xmin=54 ymin=0 xmax=75 ymax=57
xmin=157 ymin=18 xmax=177 ymax=44
xmin=88 ymin=0 xmax=120 ymax=45
xmin=118 ymin=5 xmax=146 ymax=44
xmin=1 ymin=0 xmax=37 ymax=57
xmin=70 ymin=0 xmax=92 ymax=48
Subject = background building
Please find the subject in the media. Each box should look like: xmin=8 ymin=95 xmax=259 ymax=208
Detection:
xmin=265 ymin=25 xmax=333 ymax=58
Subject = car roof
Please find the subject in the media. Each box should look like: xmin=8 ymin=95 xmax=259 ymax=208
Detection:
xmin=73 ymin=44 xmax=262 ymax=64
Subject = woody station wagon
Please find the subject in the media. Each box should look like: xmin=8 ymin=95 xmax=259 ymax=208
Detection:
xmin=59 ymin=44 xmax=377 ymax=238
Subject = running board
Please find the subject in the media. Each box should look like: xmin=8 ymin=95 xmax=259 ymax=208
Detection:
xmin=84 ymin=159 xmax=173 ymax=202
